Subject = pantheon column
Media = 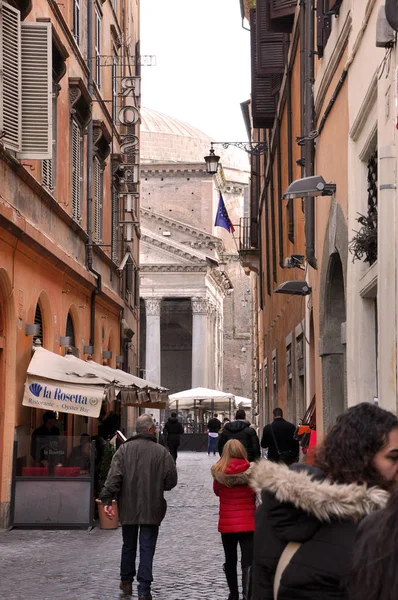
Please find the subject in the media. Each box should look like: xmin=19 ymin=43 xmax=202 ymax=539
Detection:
xmin=145 ymin=298 xmax=162 ymax=385
xmin=191 ymin=297 xmax=208 ymax=388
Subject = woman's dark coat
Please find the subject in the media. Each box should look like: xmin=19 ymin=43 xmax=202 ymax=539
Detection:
xmin=250 ymin=460 xmax=389 ymax=600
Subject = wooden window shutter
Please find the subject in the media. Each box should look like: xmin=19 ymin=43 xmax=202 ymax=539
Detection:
xmin=42 ymin=158 xmax=54 ymax=192
xmin=256 ymin=0 xmax=288 ymax=76
xmin=111 ymin=187 xmax=119 ymax=262
xmin=19 ymin=22 xmax=52 ymax=159
xmin=71 ymin=119 xmax=82 ymax=222
xmin=0 ymin=1 xmax=21 ymax=152
xmin=269 ymin=0 xmax=297 ymax=29
xmin=93 ymin=156 xmax=103 ymax=243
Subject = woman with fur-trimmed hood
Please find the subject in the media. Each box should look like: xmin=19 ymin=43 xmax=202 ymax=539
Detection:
xmin=250 ymin=403 xmax=398 ymax=600
xmin=212 ymin=439 xmax=256 ymax=600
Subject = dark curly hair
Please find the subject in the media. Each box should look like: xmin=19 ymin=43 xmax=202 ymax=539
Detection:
xmin=315 ymin=402 xmax=398 ymax=489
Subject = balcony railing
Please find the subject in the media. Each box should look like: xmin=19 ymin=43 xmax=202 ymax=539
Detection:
xmin=238 ymin=218 xmax=259 ymax=274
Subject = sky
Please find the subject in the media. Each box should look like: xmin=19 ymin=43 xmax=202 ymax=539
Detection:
xmin=140 ymin=0 xmax=251 ymax=142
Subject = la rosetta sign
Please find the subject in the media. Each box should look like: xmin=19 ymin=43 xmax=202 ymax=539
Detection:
xmin=23 ymin=377 xmax=104 ymax=418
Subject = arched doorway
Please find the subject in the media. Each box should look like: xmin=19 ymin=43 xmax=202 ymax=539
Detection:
xmin=322 ymin=252 xmax=346 ymax=430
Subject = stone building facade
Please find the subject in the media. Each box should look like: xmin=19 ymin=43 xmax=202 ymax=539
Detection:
xmin=139 ymin=108 xmax=252 ymax=400
xmin=0 ymin=0 xmax=140 ymax=526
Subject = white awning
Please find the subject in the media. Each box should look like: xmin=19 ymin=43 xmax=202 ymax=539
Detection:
xmin=235 ymin=395 xmax=252 ymax=408
xmin=169 ymin=387 xmax=235 ymax=411
xmin=23 ymin=348 xmax=167 ymax=417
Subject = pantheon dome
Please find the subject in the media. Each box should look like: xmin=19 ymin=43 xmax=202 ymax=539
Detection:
xmin=140 ymin=107 xmax=249 ymax=174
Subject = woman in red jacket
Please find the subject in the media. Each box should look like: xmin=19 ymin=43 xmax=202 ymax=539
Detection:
xmin=212 ymin=439 xmax=256 ymax=600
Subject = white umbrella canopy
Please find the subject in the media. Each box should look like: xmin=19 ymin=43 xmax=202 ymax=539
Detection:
xmin=169 ymin=387 xmax=235 ymax=411
xmin=235 ymin=395 xmax=252 ymax=409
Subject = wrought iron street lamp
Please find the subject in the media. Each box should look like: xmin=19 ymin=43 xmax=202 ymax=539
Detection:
xmin=204 ymin=141 xmax=268 ymax=175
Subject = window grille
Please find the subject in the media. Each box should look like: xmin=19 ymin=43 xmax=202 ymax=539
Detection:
xmin=71 ymin=119 xmax=82 ymax=222
xmin=34 ymin=303 xmax=43 ymax=345
xmin=66 ymin=313 xmax=75 ymax=347
xmin=367 ymin=151 xmax=378 ymax=264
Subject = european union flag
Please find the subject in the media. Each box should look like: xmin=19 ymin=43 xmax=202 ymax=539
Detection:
xmin=214 ymin=192 xmax=235 ymax=233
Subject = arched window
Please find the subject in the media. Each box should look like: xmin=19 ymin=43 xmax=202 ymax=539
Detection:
xmin=34 ymin=303 xmax=43 ymax=345
xmin=66 ymin=313 xmax=75 ymax=348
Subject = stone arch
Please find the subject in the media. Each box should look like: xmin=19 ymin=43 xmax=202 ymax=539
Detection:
xmin=319 ymin=200 xmax=348 ymax=431
xmin=0 ymin=267 xmax=16 ymax=525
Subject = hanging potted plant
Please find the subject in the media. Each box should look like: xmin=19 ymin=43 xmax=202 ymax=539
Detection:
xmin=96 ymin=440 xmax=119 ymax=529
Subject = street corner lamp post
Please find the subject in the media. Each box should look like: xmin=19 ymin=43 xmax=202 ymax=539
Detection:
xmin=204 ymin=141 xmax=268 ymax=175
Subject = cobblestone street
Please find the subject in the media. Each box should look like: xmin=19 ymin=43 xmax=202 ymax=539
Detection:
xmin=0 ymin=452 xmax=233 ymax=600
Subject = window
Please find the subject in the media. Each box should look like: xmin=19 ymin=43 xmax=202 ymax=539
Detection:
xmin=125 ymin=258 xmax=133 ymax=302
xmin=0 ymin=2 xmax=52 ymax=158
xmin=73 ymin=0 xmax=80 ymax=46
xmin=71 ymin=119 xmax=83 ymax=222
xmin=93 ymin=156 xmax=103 ymax=243
xmin=111 ymin=0 xmax=117 ymax=16
xmin=34 ymin=303 xmax=43 ymax=345
xmin=95 ymin=6 xmax=101 ymax=88
xmin=272 ymin=350 xmax=277 ymax=411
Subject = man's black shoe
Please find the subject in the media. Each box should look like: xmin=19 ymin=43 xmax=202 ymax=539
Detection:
xmin=120 ymin=581 xmax=133 ymax=596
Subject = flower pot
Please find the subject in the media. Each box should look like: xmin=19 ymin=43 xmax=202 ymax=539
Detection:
xmin=96 ymin=499 xmax=119 ymax=529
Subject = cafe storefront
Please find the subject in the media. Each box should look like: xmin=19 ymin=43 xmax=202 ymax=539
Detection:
xmin=10 ymin=347 xmax=167 ymax=528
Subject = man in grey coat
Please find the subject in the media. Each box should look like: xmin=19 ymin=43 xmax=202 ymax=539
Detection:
xmin=100 ymin=414 xmax=177 ymax=599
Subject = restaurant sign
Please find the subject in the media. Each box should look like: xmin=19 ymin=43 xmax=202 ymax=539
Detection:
xmin=23 ymin=376 xmax=104 ymax=418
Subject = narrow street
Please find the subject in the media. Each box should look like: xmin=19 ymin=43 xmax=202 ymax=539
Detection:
xmin=0 ymin=452 xmax=230 ymax=600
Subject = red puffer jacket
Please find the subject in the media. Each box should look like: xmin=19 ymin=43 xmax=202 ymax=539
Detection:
xmin=212 ymin=458 xmax=256 ymax=533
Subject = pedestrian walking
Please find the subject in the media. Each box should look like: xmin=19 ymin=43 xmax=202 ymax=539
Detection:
xmin=250 ymin=402 xmax=397 ymax=600
xmin=349 ymin=485 xmax=398 ymax=600
xmin=212 ymin=439 xmax=256 ymax=600
xmin=218 ymin=409 xmax=261 ymax=463
xmin=163 ymin=412 xmax=184 ymax=463
xmin=260 ymin=407 xmax=299 ymax=465
xmin=99 ymin=414 xmax=178 ymax=599
xmin=207 ymin=413 xmax=222 ymax=455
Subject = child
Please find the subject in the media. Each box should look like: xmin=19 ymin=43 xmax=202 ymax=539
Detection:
xmin=211 ymin=439 xmax=256 ymax=600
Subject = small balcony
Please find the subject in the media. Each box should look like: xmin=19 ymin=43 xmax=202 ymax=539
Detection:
xmin=238 ymin=217 xmax=260 ymax=275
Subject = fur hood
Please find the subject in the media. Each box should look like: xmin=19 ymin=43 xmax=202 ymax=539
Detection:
xmin=212 ymin=462 xmax=254 ymax=487
xmin=250 ymin=460 xmax=389 ymax=522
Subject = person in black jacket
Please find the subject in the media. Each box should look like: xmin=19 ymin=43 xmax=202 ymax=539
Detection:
xmin=218 ymin=409 xmax=261 ymax=462
xmin=163 ymin=412 xmax=184 ymax=463
xmin=261 ymin=407 xmax=299 ymax=464
xmin=250 ymin=402 xmax=398 ymax=600
xmin=207 ymin=413 xmax=222 ymax=455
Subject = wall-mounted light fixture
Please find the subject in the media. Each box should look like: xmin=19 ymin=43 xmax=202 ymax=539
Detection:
xmin=83 ymin=345 xmax=94 ymax=354
xmin=25 ymin=323 xmax=40 ymax=336
xmin=282 ymin=175 xmax=336 ymax=200
xmin=103 ymin=350 xmax=112 ymax=359
xmin=204 ymin=141 xmax=267 ymax=175
xmin=60 ymin=336 xmax=72 ymax=346
xmin=116 ymin=355 xmax=124 ymax=364
xmin=274 ymin=281 xmax=312 ymax=296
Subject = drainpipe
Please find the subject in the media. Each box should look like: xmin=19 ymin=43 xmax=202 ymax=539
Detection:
xmin=86 ymin=0 xmax=94 ymax=271
xmin=304 ymin=0 xmax=317 ymax=268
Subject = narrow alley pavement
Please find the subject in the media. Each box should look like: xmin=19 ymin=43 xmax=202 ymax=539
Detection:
xmin=0 ymin=452 xmax=231 ymax=600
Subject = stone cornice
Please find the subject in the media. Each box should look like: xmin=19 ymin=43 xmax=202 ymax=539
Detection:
xmin=140 ymin=264 xmax=208 ymax=273
xmin=141 ymin=226 xmax=220 ymax=264
xmin=141 ymin=208 xmax=224 ymax=250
